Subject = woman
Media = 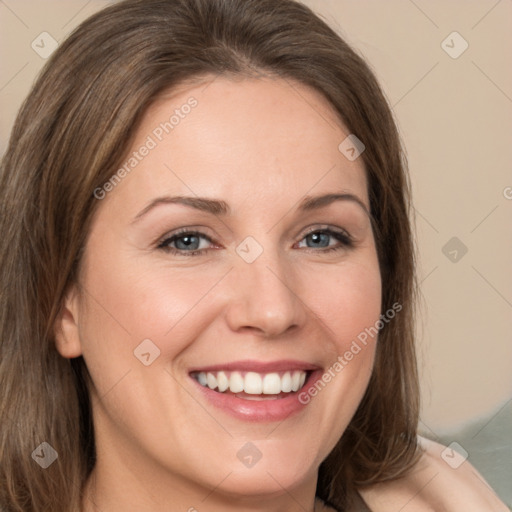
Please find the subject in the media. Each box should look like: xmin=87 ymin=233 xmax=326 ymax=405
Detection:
xmin=0 ymin=0 xmax=507 ymax=510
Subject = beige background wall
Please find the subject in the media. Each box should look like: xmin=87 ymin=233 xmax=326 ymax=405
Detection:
xmin=1 ymin=0 xmax=511 ymax=446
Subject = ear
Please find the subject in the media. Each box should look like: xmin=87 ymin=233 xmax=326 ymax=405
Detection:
xmin=54 ymin=285 xmax=83 ymax=359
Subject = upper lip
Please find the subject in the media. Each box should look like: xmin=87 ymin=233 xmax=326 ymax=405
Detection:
xmin=188 ymin=359 xmax=322 ymax=374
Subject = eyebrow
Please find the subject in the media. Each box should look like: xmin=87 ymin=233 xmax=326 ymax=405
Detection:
xmin=132 ymin=192 xmax=369 ymax=223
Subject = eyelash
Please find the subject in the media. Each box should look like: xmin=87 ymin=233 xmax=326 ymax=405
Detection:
xmin=157 ymin=226 xmax=354 ymax=256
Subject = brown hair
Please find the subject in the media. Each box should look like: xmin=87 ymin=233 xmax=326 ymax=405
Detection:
xmin=0 ymin=0 xmax=420 ymax=510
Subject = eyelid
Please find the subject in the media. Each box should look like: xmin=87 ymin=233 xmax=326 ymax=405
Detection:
xmin=298 ymin=224 xmax=353 ymax=242
xmin=156 ymin=223 xmax=354 ymax=258
xmin=156 ymin=226 xmax=216 ymax=246
xmin=302 ymin=224 xmax=347 ymax=235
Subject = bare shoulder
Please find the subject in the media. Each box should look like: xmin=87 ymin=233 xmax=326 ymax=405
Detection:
xmin=358 ymin=435 xmax=509 ymax=512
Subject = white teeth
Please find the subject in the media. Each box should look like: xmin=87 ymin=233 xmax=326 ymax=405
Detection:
xmin=281 ymin=372 xmax=292 ymax=392
xmin=217 ymin=371 xmax=229 ymax=392
xmin=244 ymin=372 xmax=263 ymax=394
xmin=229 ymin=371 xmax=244 ymax=393
xmin=262 ymin=373 xmax=281 ymax=395
xmin=291 ymin=371 xmax=301 ymax=392
xmin=198 ymin=372 xmax=207 ymax=386
xmin=206 ymin=372 xmax=217 ymax=390
xmin=194 ymin=369 xmax=309 ymax=395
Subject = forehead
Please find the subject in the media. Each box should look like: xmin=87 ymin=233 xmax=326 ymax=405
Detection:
xmin=103 ymin=76 xmax=368 ymax=214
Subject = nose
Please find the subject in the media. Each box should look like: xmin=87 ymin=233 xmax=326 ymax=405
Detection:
xmin=224 ymin=250 xmax=307 ymax=338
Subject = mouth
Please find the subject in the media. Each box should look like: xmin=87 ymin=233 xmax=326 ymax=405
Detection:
xmin=191 ymin=370 xmax=310 ymax=400
xmin=188 ymin=360 xmax=321 ymax=422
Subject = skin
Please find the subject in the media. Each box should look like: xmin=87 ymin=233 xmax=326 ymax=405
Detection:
xmin=54 ymin=75 xmax=509 ymax=512
xmin=55 ymin=74 xmax=379 ymax=512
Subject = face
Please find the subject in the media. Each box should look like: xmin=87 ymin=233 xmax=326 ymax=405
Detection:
xmin=56 ymin=76 xmax=381 ymax=506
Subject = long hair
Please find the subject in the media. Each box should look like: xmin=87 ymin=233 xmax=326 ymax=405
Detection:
xmin=0 ymin=0 xmax=420 ymax=510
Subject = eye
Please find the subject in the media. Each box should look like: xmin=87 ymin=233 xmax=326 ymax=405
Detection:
xmin=296 ymin=228 xmax=353 ymax=252
xmin=157 ymin=227 xmax=353 ymax=256
xmin=157 ymin=230 xmax=215 ymax=255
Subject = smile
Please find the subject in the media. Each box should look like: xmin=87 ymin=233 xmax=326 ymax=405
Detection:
xmin=188 ymin=361 xmax=322 ymax=421
xmin=191 ymin=370 xmax=309 ymax=398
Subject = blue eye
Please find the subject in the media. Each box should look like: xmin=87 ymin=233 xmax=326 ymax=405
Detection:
xmin=297 ymin=229 xmax=352 ymax=251
xmin=158 ymin=230 xmax=213 ymax=255
xmin=158 ymin=227 xmax=353 ymax=256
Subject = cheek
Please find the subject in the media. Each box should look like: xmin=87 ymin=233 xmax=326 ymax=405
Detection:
xmin=305 ymin=257 xmax=382 ymax=351
xmin=76 ymin=250 xmax=229 ymax=386
xmin=296 ymin=256 xmax=382 ymax=449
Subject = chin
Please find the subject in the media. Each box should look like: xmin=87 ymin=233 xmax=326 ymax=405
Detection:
xmin=217 ymin=463 xmax=315 ymax=498
xmin=214 ymin=440 xmax=320 ymax=496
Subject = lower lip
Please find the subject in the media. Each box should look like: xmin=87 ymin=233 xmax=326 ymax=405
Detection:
xmin=190 ymin=370 xmax=323 ymax=422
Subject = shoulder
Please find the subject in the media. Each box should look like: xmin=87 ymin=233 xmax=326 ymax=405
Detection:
xmin=358 ymin=435 xmax=508 ymax=512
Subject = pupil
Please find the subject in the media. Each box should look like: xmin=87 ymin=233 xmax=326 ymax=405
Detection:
xmin=309 ymin=232 xmax=329 ymax=247
xmin=176 ymin=235 xmax=199 ymax=250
